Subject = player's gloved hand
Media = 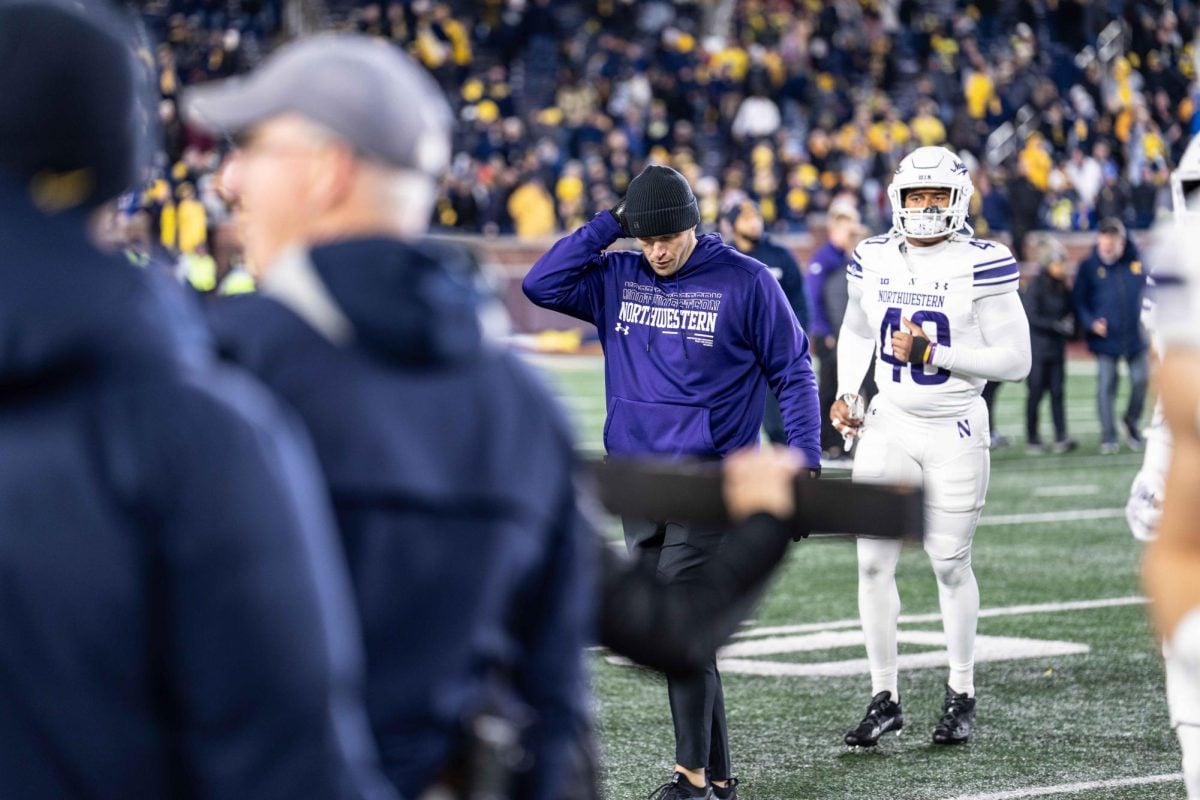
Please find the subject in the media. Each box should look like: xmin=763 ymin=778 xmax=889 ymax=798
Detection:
xmin=610 ymin=198 xmax=629 ymax=236
xmin=1126 ymin=467 xmax=1164 ymax=542
xmin=892 ymin=317 xmax=931 ymax=365
xmin=831 ymin=393 xmax=865 ymax=452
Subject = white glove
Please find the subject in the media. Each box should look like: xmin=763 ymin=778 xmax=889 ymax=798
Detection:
xmin=1126 ymin=467 xmax=1165 ymax=542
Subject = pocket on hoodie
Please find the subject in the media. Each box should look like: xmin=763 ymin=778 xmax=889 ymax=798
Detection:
xmin=604 ymin=396 xmax=716 ymax=457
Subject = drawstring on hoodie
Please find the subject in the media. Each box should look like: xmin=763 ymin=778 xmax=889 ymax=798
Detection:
xmin=644 ymin=257 xmax=692 ymax=359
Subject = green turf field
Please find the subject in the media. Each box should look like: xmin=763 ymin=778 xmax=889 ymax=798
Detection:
xmin=531 ymin=354 xmax=1178 ymax=800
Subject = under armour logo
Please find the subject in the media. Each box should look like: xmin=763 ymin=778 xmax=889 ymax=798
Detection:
xmin=615 ymin=323 xmax=630 ymax=335
xmin=957 ymin=420 xmax=971 ymax=438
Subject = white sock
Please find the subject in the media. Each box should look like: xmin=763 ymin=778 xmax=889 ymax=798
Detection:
xmin=858 ymin=537 xmax=903 ymax=699
xmin=936 ymin=560 xmax=979 ymax=698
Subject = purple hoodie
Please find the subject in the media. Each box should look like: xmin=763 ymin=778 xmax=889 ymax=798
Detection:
xmin=524 ymin=211 xmax=821 ymax=467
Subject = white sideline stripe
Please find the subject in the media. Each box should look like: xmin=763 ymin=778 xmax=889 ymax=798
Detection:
xmin=978 ymin=508 xmax=1124 ymax=526
xmin=1032 ymin=485 xmax=1099 ymax=497
xmin=734 ymin=595 xmax=1146 ymax=639
xmin=943 ymin=772 xmax=1183 ymax=799
xmin=716 ymin=633 xmax=1086 ymax=678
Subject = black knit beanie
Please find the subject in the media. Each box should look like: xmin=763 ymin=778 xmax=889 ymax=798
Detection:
xmin=623 ymin=165 xmax=700 ymax=237
xmin=0 ymin=1 xmax=148 ymax=210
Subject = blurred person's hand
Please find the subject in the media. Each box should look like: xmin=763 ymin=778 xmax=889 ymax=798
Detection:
xmin=1092 ymin=318 xmax=1108 ymax=337
xmin=723 ymin=446 xmax=804 ymax=521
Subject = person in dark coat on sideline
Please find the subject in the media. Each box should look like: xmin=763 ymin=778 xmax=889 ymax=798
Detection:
xmin=1072 ymin=217 xmax=1150 ymax=453
xmin=1022 ymin=235 xmax=1078 ymax=453
xmin=184 ymin=36 xmax=594 ymax=800
xmin=0 ymin=5 xmax=392 ymax=800
xmin=724 ymin=198 xmax=810 ymax=445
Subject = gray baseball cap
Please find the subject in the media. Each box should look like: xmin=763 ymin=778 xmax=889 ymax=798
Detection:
xmin=182 ymin=34 xmax=452 ymax=175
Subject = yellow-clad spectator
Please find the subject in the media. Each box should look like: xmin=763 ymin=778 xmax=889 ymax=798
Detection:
xmin=710 ymin=44 xmax=749 ymax=81
xmin=433 ymin=4 xmax=471 ymax=67
xmin=508 ymin=178 xmax=556 ymax=238
xmin=181 ymin=243 xmax=217 ymax=292
xmin=218 ymin=265 xmax=256 ymax=295
xmin=910 ymin=101 xmax=947 ymax=146
xmin=964 ymin=69 xmax=994 ymax=120
xmin=1019 ymin=134 xmax=1052 ymax=191
xmin=159 ymin=199 xmax=176 ymax=251
xmin=175 ymin=182 xmax=207 ymax=255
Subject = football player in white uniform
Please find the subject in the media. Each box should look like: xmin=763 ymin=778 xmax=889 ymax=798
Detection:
xmin=830 ymin=146 xmax=1032 ymax=747
xmin=1138 ymin=134 xmax=1200 ymax=800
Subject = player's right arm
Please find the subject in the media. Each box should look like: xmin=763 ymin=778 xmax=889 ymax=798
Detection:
xmin=832 ymin=277 xmax=875 ymax=434
xmin=522 ymin=211 xmax=623 ymax=324
xmin=1144 ymin=348 xmax=1200 ymax=641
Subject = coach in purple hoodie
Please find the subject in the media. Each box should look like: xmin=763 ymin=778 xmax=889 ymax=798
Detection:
xmin=523 ymin=166 xmax=819 ymax=800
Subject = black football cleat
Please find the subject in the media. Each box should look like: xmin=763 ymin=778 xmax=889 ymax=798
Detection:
xmin=932 ymin=685 xmax=976 ymax=744
xmin=648 ymin=773 xmax=714 ymax=800
xmin=844 ymin=690 xmax=904 ymax=747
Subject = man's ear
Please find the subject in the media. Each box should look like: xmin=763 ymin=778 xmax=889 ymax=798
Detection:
xmin=310 ymin=143 xmax=357 ymax=211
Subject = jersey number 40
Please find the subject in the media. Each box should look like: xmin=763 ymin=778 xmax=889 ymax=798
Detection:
xmin=879 ymin=306 xmax=951 ymax=385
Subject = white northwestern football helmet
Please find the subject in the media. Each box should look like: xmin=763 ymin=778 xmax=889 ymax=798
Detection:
xmin=888 ymin=146 xmax=975 ymax=240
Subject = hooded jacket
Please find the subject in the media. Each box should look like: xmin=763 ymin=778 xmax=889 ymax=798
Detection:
xmin=206 ymin=238 xmax=593 ymax=800
xmin=1072 ymin=239 xmax=1148 ymax=358
xmin=523 ymin=211 xmax=820 ymax=467
xmin=0 ymin=177 xmax=388 ymax=800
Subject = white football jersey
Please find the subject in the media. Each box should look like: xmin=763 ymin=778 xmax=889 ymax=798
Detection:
xmin=847 ymin=233 xmax=1020 ymax=417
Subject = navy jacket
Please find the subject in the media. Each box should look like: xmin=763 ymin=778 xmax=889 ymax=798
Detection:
xmin=743 ymin=235 xmax=809 ymax=331
xmin=207 ymin=239 xmax=593 ymax=800
xmin=1071 ymin=240 xmax=1148 ymax=358
xmin=0 ymin=178 xmax=390 ymax=800
xmin=523 ymin=211 xmax=821 ymax=466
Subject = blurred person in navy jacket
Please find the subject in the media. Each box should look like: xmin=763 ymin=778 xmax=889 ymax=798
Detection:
xmin=183 ymin=35 xmax=594 ymax=800
xmin=0 ymin=4 xmax=392 ymax=799
xmin=1072 ymin=217 xmax=1149 ymax=454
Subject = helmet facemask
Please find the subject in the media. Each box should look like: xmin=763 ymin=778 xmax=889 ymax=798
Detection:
xmin=894 ymin=186 xmax=968 ymax=239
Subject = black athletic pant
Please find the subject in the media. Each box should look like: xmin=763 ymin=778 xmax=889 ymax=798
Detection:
xmin=623 ymin=518 xmax=741 ymax=779
xmin=1026 ymin=355 xmax=1066 ymax=444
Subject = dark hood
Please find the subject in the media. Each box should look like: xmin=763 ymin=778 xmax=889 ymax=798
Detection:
xmin=308 ymin=237 xmax=483 ymax=365
xmin=0 ymin=174 xmax=208 ymax=388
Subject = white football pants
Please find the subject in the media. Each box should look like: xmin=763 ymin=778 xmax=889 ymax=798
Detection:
xmin=851 ymin=395 xmax=991 ymax=701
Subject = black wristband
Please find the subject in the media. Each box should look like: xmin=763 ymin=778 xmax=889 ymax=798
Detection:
xmin=907 ymin=336 xmax=930 ymax=365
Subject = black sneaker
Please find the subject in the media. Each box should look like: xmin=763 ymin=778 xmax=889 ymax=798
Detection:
xmin=932 ymin=685 xmax=976 ymax=744
xmin=648 ymin=773 xmax=713 ymax=800
xmin=844 ymin=690 xmax=904 ymax=747
xmin=712 ymin=777 xmax=739 ymax=800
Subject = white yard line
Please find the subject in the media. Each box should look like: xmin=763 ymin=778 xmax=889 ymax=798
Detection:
xmin=943 ymin=772 xmax=1182 ymax=799
xmin=977 ymin=508 xmax=1124 ymax=526
xmin=1032 ymin=485 xmax=1099 ymax=497
xmin=734 ymin=596 xmax=1145 ymax=639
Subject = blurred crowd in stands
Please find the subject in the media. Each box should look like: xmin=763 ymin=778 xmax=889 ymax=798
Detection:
xmin=122 ymin=0 xmax=1199 ymax=273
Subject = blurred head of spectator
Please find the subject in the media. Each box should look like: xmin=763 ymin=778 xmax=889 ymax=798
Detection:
xmin=1096 ymin=217 xmax=1127 ymax=265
